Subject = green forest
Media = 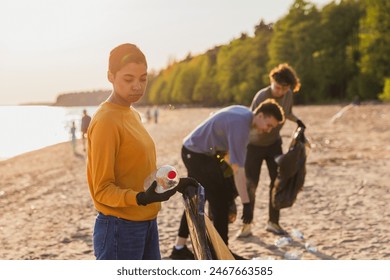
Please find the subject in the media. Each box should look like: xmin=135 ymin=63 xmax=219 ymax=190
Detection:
xmin=144 ymin=0 xmax=390 ymax=106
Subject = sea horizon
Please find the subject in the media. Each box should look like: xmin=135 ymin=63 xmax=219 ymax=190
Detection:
xmin=0 ymin=105 xmax=99 ymax=160
xmin=0 ymin=104 xmax=154 ymax=160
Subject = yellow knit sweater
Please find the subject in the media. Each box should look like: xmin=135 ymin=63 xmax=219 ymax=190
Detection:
xmin=87 ymin=101 xmax=160 ymax=221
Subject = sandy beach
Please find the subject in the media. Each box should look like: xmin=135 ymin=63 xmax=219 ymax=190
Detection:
xmin=0 ymin=103 xmax=389 ymax=260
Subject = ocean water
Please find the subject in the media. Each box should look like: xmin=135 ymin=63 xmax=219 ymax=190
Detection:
xmin=0 ymin=105 xmax=99 ymax=160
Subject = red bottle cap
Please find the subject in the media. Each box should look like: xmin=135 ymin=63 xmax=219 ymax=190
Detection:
xmin=167 ymin=170 xmax=177 ymax=179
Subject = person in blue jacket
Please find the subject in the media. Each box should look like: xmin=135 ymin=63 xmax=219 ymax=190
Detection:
xmin=170 ymin=99 xmax=285 ymax=259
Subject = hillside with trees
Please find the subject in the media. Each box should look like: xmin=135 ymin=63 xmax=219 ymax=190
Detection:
xmin=53 ymin=90 xmax=110 ymax=106
xmin=145 ymin=0 xmax=390 ymax=106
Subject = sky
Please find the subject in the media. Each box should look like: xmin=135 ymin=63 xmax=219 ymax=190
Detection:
xmin=0 ymin=0 xmax=331 ymax=105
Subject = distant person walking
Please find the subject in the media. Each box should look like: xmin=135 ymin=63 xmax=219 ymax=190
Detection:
xmin=238 ymin=63 xmax=306 ymax=238
xmin=70 ymin=121 xmax=77 ymax=154
xmin=81 ymin=109 xmax=91 ymax=152
xmin=153 ymin=106 xmax=159 ymax=124
xmin=146 ymin=108 xmax=152 ymax=123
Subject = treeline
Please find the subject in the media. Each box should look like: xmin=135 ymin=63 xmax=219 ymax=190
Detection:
xmin=145 ymin=0 xmax=390 ymax=106
xmin=53 ymin=90 xmax=110 ymax=106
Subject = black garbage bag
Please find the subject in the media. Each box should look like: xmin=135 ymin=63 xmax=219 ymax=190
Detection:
xmin=182 ymin=184 xmax=213 ymax=260
xmin=181 ymin=182 xmax=235 ymax=260
xmin=272 ymin=126 xmax=310 ymax=210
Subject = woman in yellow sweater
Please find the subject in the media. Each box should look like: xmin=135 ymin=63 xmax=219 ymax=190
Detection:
xmin=87 ymin=43 xmax=192 ymax=260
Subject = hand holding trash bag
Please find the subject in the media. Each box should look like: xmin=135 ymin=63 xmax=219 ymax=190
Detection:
xmin=241 ymin=203 xmax=253 ymax=224
xmin=296 ymin=119 xmax=306 ymax=129
xmin=176 ymin=177 xmax=200 ymax=194
xmin=136 ymin=181 xmax=176 ymax=206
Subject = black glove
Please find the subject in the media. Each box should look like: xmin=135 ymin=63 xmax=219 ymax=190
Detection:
xmin=241 ymin=203 xmax=253 ymax=224
xmin=175 ymin=177 xmax=200 ymax=194
xmin=136 ymin=181 xmax=176 ymax=206
xmin=296 ymin=119 xmax=306 ymax=129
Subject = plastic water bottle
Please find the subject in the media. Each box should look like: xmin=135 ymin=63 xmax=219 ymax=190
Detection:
xmin=291 ymin=229 xmax=304 ymax=240
xmin=274 ymin=237 xmax=292 ymax=247
xmin=284 ymin=250 xmax=302 ymax=260
xmin=305 ymin=242 xmax=317 ymax=253
xmin=144 ymin=165 xmax=179 ymax=193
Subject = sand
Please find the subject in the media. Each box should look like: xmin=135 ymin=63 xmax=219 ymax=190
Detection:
xmin=0 ymin=103 xmax=389 ymax=260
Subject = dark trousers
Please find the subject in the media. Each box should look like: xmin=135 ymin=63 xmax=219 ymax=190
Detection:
xmin=244 ymin=139 xmax=283 ymax=224
xmin=178 ymin=146 xmax=236 ymax=245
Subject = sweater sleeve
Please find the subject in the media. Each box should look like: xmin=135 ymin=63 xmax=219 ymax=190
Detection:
xmin=88 ymin=116 xmax=138 ymax=207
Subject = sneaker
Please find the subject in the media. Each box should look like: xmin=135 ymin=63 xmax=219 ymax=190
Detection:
xmin=169 ymin=245 xmax=195 ymax=260
xmin=266 ymin=221 xmax=288 ymax=235
xmin=236 ymin=223 xmax=252 ymax=238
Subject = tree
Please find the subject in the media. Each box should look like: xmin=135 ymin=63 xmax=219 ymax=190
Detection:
xmin=313 ymin=0 xmax=362 ymax=101
xmin=193 ymin=54 xmax=220 ymax=105
xmin=171 ymin=59 xmax=201 ymax=104
xmin=215 ymin=22 xmax=273 ymax=105
xmin=359 ymin=0 xmax=390 ymax=99
xmin=267 ymin=0 xmax=321 ymax=103
xmin=147 ymin=65 xmax=183 ymax=104
xmin=379 ymin=78 xmax=390 ymax=102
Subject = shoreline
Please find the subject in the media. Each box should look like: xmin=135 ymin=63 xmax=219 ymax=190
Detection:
xmin=0 ymin=141 xmax=72 ymax=162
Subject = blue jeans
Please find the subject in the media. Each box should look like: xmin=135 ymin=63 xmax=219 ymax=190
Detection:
xmin=93 ymin=213 xmax=161 ymax=260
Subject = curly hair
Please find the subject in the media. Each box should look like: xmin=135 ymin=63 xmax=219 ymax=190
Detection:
xmin=269 ymin=63 xmax=301 ymax=93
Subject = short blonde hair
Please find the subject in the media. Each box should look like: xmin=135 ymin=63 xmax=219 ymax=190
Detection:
xmin=109 ymin=43 xmax=147 ymax=75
